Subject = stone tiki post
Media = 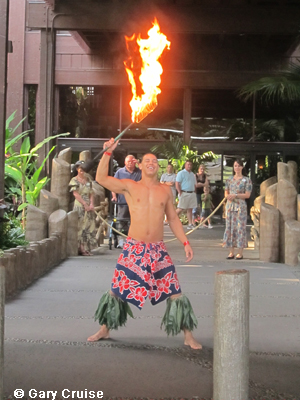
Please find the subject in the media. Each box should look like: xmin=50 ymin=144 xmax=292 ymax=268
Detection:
xmin=49 ymin=210 xmax=68 ymax=260
xmin=253 ymin=195 xmax=265 ymax=213
xmin=277 ymin=179 xmax=297 ymax=263
xmin=51 ymin=232 xmax=63 ymax=264
xmin=43 ymin=238 xmax=54 ymax=270
xmin=6 ymin=248 xmax=23 ymax=290
xmin=260 ymin=176 xmax=277 ymax=197
xmin=297 ymin=195 xmax=300 ymax=222
xmin=0 ymin=253 xmax=16 ymax=297
xmin=259 ymin=203 xmax=279 ymax=262
xmin=29 ymin=243 xmax=41 ymax=279
xmin=277 ymin=162 xmax=289 ymax=182
xmin=39 ymin=189 xmax=59 ymax=219
xmin=58 ymin=147 xmax=72 ymax=164
xmin=213 ymin=269 xmax=249 ymax=400
xmin=51 ymin=158 xmax=71 ymax=212
xmin=79 ymin=150 xmax=91 ymax=162
xmin=30 ymin=242 xmax=45 ymax=277
xmin=16 ymin=246 xmax=29 ymax=289
xmin=25 ymin=249 xmax=35 ymax=285
xmin=288 ymin=160 xmax=298 ymax=192
xmin=25 ymin=205 xmax=48 ymax=241
xmin=40 ymin=240 xmax=50 ymax=273
xmin=265 ymin=183 xmax=278 ymax=208
xmin=285 ymin=220 xmax=300 ymax=266
xmin=67 ymin=211 xmax=79 ymax=257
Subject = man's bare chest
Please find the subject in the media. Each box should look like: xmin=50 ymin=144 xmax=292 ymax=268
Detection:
xmin=127 ymin=186 xmax=168 ymax=209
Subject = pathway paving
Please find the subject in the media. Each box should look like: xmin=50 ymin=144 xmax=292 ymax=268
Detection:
xmin=3 ymin=224 xmax=300 ymax=400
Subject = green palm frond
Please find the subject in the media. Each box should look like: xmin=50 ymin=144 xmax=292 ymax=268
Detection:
xmin=151 ymin=137 xmax=185 ymax=160
xmin=254 ymin=119 xmax=284 ymax=142
xmin=238 ymin=63 xmax=300 ymax=104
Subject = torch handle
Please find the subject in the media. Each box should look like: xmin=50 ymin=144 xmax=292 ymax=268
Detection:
xmin=81 ymin=122 xmax=134 ymax=172
xmin=95 ymin=121 xmax=134 ymax=159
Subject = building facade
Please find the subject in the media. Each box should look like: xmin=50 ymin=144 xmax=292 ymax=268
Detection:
xmin=2 ymin=0 xmax=300 ymax=202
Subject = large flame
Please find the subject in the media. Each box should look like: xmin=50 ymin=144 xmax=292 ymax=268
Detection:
xmin=124 ymin=19 xmax=170 ymax=123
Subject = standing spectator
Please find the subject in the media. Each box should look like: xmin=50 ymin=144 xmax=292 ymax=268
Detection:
xmin=199 ymin=186 xmax=214 ymax=229
xmin=160 ymin=163 xmax=177 ymax=223
xmin=69 ymin=161 xmax=97 ymax=256
xmin=193 ymin=164 xmax=209 ymax=225
xmin=111 ymin=154 xmax=142 ymax=247
xmin=176 ymin=160 xmax=197 ymax=230
xmin=223 ymin=159 xmax=252 ymax=260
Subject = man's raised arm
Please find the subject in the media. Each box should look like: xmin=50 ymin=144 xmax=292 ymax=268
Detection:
xmin=96 ymin=138 xmax=127 ymax=194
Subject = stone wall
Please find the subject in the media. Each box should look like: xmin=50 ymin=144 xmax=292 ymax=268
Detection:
xmin=1 ymin=232 xmax=63 ymax=299
xmin=0 ymin=148 xmax=109 ymax=298
xmin=253 ymin=161 xmax=300 ymax=266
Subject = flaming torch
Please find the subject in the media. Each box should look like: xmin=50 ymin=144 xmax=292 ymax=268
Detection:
xmin=124 ymin=18 xmax=170 ymax=124
xmin=82 ymin=19 xmax=170 ymax=172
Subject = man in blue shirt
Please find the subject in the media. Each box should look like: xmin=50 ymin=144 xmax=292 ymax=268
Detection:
xmin=176 ymin=160 xmax=197 ymax=230
xmin=112 ymin=155 xmax=142 ymax=246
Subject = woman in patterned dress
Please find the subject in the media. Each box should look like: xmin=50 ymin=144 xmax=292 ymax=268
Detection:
xmin=69 ymin=161 xmax=98 ymax=256
xmin=223 ymin=159 xmax=252 ymax=260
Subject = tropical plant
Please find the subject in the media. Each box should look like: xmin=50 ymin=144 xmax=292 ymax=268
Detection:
xmin=0 ymin=212 xmax=28 ymax=250
xmin=191 ymin=117 xmax=285 ymax=142
xmin=254 ymin=120 xmax=284 ymax=142
xmin=4 ymin=111 xmax=69 ymax=220
xmin=238 ymin=63 xmax=300 ymax=142
xmin=238 ymin=63 xmax=300 ymax=104
xmin=151 ymin=137 xmax=216 ymax=173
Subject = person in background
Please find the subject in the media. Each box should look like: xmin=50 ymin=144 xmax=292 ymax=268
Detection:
xmin=69 ymin=161 xmax=97 ymax=256
xmin=199 ymin=185 xmax=214 ymax=229
xmin=111 ymin=154 xmax=142 ymax=247
xmin=223 ymin=159 xmax=252 ymax=260
xmin=175 ymin=160 xmax=197 ymax=231
xmin=160 ymin=163 xmax=177 ymax=224
xmin=193 ymin=164 xmax=209 ymax=225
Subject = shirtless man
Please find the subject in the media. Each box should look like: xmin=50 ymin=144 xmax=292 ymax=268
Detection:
xmin=87 ymin=138 xmax=201 ymax=350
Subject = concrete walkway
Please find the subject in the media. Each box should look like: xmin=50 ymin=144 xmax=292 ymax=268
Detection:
xmin=3 ymin=224 xmax=300 ymax=400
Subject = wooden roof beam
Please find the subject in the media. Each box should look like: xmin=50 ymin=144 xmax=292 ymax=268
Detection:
xmin=27 ymin=2 xmax=300 ymax=35
xmin=71 ymin=31 xmax=92 ymax=54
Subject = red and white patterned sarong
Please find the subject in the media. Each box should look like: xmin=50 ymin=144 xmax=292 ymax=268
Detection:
xmin=111 ymin=237 xmax=182 ymax=309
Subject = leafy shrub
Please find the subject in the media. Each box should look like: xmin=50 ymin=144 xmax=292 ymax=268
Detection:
xmin=0 ymin=213 xmax=28 ymax=250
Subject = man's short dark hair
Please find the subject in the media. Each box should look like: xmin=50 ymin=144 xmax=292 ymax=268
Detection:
xmin=140 ymin=152 xmax=157 ymax=162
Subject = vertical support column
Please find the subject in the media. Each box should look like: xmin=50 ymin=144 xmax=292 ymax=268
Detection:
xmin=250 ymin=152 xmax=256 ymax=210
xmin=53 ymin=85 xmax=60 ymax=133
xmin=183 ymin=87 xmax=191 ymax=144
xmin=213 ymin=269 xmax=249 ymax=400
xmin=252 ymin=93 xmax=256 ymax=140
xmin=35 ymin=27 xmax=55 ymax=167
xmin=6 ymin=0 xmax=26 ymax=129
xmin=0 ymin=0 xmax=9 ymax=201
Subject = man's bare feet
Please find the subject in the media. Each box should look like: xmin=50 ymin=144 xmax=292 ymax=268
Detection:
xmin=87 ymin=325 xmax=110 ymax=342
xmin=183 ymin=329 xmax=202 ymax=350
